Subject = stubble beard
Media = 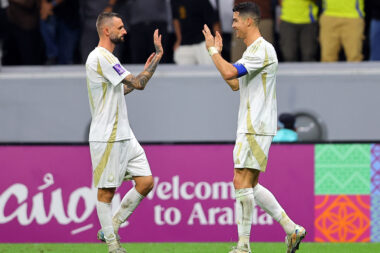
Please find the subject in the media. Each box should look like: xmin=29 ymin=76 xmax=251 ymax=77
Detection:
xmin=110 ymin=34 xmax=124 ymax=44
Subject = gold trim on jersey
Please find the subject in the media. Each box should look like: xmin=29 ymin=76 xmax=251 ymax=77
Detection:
xmin=248 ymin=39 xmax=262 ymax=55
xmin=86 ymin=65 xmax=95 ymax=112
xmin=249 ymin=61 xmax=274 ymax=79
xmin=99 ymin=48 xmax=117 ymax=64
xmin=262 ymin=48 xmax=269 ymax=99
xmin=234 ymin=142 xmax=243 ymax=164
xmin=97 ymin=59 xmax=103 ymax=76
xmin=101 ymin=82 xmax=107 ymax=112
xmin=93 ymin=107 xmax=119 ymax=187
xmin=246 ymin=101 xmax=256 ymax=134
xmin=246 ymin=134 xmax=268 ymax=172
xmin=245 ymin=48 xmax=274 ymax=133
xmin=109 ymin=107 xmax=118 ymax=141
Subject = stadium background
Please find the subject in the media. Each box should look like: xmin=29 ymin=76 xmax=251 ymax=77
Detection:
xmin=1 ymin=64 xmax=380 ymax=245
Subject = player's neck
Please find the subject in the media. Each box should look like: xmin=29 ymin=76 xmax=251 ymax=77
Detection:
xmin=98 ymin=38 xmax=115 ymax=53
xmin=244 ymin=29 xmax=261 ymax=47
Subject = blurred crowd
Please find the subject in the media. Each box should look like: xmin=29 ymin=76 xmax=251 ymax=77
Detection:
xmin=0 ymin=0 xmax=379 ymax=66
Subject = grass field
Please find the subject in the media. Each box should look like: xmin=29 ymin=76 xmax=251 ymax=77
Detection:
xmin=0 ymin=242 xmax=379 ymax=253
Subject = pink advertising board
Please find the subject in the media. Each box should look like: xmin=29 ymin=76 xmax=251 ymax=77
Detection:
xmin=0 ymin=144 xmax=314 ymax=242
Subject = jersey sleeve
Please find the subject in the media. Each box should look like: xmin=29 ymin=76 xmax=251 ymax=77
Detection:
xmin=98 ymin=52 xmax=130 ymax=86
xmin=234 ymin=54 xmax=265 ymax=77
xmin=234 ymin=44 xmax=276 ymax=78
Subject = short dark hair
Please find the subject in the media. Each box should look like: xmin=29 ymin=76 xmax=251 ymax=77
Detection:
xmin=279 ymin=113 xmax=296 ymax=130
xmin=233 ymin=2 xmax=261 ymax=26
xmin=96 ymin=12 xmax=122 ymax=34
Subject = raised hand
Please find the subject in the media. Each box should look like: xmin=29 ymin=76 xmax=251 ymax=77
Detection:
xmin=153 ymin=29 xmax=163 ymax=57
xmin=144 ymin=53 xmax=156 ymax=71
xmin=122 ymin=30 xmax=163 ymax=91
xmin=215 ymin=31 xmax=223 ymax=53
xmin=202 ymin=24 xmax=215 ymax=49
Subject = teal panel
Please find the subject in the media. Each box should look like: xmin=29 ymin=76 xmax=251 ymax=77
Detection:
xmin=315 ymin=144 xmax=371 ymax=195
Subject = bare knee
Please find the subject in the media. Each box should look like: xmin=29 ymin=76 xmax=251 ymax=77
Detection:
xmin=233 ymin=168 xmax=260 ymax=189
xmin=134 ymin=176 xmax=154 ymax=196
xmin=233 ymin=169 xmax=248 ymax=189
xmin=233 ymin=170 xmax=243 ymax=189
xmin=98 ymin=188 xmax=116 ymax=203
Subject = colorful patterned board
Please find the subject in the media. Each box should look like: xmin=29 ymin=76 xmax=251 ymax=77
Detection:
xmin=371 ymin=144 xmax=380 ymax=242
xmin=315 ymin=195 xmax=370 ymax=242
xmin=315 ymin=144 xmax=371 ymax=195
xmin=315 ymin=144 xmax=373 ymax=242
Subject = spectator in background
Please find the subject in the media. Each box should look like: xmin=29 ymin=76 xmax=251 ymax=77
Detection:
xmin=126 ymin=0 xmax=169 ymax=63
xmin=216 ymin=0 xmax=234 ymax=62
xmin=3 ymin=0 xmax=42 ymax=65
xmin=79 ymin=0 xmax=117 ymax=63
xmin=0 ymin=0 xmax=8 ymax=66
xmin=40 ymin=0 xmax=80 ymax=64
xmin=231 ymin=0 xmax=274 ymax=62
xmin=320 ymin=0 xmax=365 ymax=62
xmin=171 ymin=0 xmax=220 ymax=65
xmin=273 ymin=113 xmax=298 ymax=142
xmin=279 ymin=0 xmax=318 ymax=62
xmin=368 ymin=0 xmax=380 ymax=61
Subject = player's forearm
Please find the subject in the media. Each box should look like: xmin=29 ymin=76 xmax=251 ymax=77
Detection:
xmin=225 ymin=78 xmax=239 ymax=91
xmin=122 ymin=54 xmax=162 ymax=90
xmin=211 ymin=54 xmax=238 ymax=81
xmin=124 ymin=85 xmax=134 ymax=95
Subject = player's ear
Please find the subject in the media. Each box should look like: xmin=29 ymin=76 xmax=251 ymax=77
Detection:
xmin=246 ymin=17 xmax=253 ymax=27
xmin=103 ymin=26 xmax=111 ymax=36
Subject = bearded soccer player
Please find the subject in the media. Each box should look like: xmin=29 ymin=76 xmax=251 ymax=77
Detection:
xmin=85 ymin=12 xmax=163 ymax=253
xmin=202 ymin=2 xmax=305 ymax=253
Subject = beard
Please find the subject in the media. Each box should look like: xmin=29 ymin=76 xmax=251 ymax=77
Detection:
xmin=110 ymin=34 xmax=125 ymax=44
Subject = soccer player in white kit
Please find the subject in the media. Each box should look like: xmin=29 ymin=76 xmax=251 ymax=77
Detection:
xmin=85 ymin=12 xmax=163 ymax=253
xmin=202 ymin=2 xmax=306 ymax=253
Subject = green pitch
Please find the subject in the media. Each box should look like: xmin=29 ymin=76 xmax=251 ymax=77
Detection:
xmin=0 ymin=242 xmax=379 ymax=253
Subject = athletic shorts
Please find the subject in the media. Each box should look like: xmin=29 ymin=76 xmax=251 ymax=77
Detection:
xmin=233 ymin=134 xmax=273 ymax=172
xmin=89 ymin=138 xmax=152 ymax=188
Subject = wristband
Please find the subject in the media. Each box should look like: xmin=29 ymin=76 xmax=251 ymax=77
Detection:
xmin=208 ymin=47 xmax=218 ymax=56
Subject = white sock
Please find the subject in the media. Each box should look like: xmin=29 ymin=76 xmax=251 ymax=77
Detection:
xmin=96 ymin=201 xmax=116 ymax=242
xmin=252 ymin=184 xmax=295 ymax=235
xmin=113 ymin=187 xmax=144 ymax=232
xmin=279 ymin=212 xmax=297 ymax=235
xmin=235 ymin=188 xmax=254 ymax=251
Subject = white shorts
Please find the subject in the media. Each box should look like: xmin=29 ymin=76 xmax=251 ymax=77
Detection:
xmin=174 ymin=41 xmax=213 ymax=65
xmin=90 ymin=138 xmax=152 ymax=188
xmin=233 ymin=134 xmax=273 ymax=172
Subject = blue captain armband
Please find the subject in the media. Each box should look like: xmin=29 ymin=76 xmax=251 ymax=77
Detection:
xmin=233 ymin=63 xmax=248 ymax=77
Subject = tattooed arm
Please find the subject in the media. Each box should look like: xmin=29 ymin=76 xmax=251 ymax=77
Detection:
xmin=123 ymin=29 xmax=164 ymax=95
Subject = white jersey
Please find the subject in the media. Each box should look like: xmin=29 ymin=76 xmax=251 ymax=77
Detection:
xmin=235 ymin=37 xmax=278 ymax=136
xmin=86 ymin=47 xmax=134 ymax=142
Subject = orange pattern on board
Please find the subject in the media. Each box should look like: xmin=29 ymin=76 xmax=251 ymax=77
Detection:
xmin=315 ymin=195 xmax=370 ymax=242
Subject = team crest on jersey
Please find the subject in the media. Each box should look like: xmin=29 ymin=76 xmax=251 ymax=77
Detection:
xmin=113 ymin=64 xmax=126 ymax=75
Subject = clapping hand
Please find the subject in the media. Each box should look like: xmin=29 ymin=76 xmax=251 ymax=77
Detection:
xmin=202 ymin=24 xmax=215 ymax=49
xmin=214 ymin=31 xmax=223 ymax=53
xmin=202 ymin=24 xmax=223 ymax=53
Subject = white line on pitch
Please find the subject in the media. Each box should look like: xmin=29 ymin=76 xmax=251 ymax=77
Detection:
xmin=71 ymin=224 xmax=94 ymax=235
